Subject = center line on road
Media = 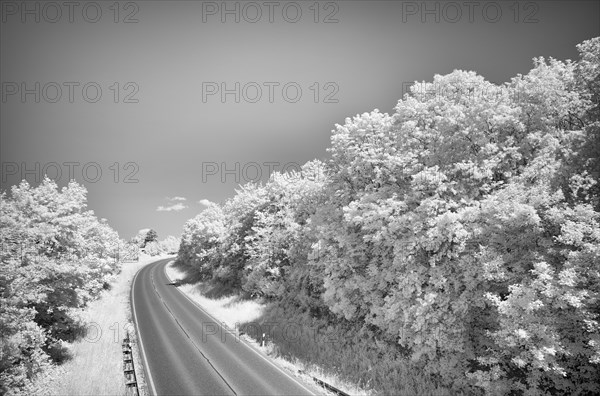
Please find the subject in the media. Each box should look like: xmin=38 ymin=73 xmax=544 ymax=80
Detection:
xmin=162 ymin=261 xmax=318 ymax=396
xmin=149 ymin=263 xmax=239 ymax=396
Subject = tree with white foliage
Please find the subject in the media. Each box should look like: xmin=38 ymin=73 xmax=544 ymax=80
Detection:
xmin=1 ymin=178 xmax=122 ymax=394
xmin=175 ymin=38 xmax=600 ymax=395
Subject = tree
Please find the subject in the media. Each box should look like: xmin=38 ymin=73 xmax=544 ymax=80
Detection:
xmin=1 ymin=178 xmax=122 ymax=393
xmin=144 ymin=241 xmax=161 ymax=256
xmin=159 ymin=236 xmax=180 ymax=254
xmin=178 ymin=202 xmax=226 ymax=278
xmin=143 ymin=229 xmax=158 ymax=247
xmin=174 ymin=37 xmax=600 ymax=395
xmin=242 ymin=161 xmax=327 ymax=299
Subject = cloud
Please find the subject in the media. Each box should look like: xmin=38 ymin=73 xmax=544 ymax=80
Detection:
xmin=157 ymin=203 xmax=187 ymax=212
xmin=156 ymin=196 xmax=189 ymax=212
xmin=198 ymin=199 xmax=212 ymax=207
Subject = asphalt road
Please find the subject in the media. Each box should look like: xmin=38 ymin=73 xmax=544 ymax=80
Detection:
xmin=131 ymin=258 xmax=317 ymax=396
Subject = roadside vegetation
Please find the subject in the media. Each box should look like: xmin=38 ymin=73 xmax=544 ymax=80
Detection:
xmin=26 ymin=257 xmax=158 ymax=396
xmin=0 ymin=178 xmax=168 ymax=395
xmin=165 ymin=260 xmax=369 ymax=396
xmin=0 ymin=179 xmax=126 ymax=395
xmin=175 ymin=38 xmax=600 ymax=395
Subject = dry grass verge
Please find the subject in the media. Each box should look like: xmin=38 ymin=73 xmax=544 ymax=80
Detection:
xmin=165 ymin=260 xmax=370 ymax=396
xmin=27 ymin=255 xmax=170 ymax=396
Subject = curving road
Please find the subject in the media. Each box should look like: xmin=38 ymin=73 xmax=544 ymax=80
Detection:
xmin=131 ymin=258 xmax=317 ymax=396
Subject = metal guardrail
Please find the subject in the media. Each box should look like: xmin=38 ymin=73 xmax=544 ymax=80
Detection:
xmin=312 ymin=376 xmax=351 ymax=396
xmin=122 ymin=330 xmax=140 ymax=396
xmin=297 ymin=369 xmax=351 ymax=396
xmin=246 ymin=331 xmax=351 ymax=396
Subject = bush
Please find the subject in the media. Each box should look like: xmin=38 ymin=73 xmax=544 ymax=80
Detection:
xmin=177 ymin=38 xmax=600 ymax=395
xmin=0 ymin=179 xmax=123 ymax=393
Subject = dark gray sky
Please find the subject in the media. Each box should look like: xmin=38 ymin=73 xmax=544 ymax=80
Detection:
xmin=1 ymin=0 xmax=599 ymax=239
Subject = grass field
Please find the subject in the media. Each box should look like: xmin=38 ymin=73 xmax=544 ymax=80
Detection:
xmin=27 ymin=254 xmax=170 ymax=396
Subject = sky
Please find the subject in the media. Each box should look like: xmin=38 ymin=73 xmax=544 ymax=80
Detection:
xmin=1 ymin=0 xmax=599 ymax=240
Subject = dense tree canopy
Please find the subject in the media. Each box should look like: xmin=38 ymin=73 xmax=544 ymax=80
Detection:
xmin=178 ymin=37 xmax=600 ymax=395
xmin=0 ymin=178 xmax=123 ymax=394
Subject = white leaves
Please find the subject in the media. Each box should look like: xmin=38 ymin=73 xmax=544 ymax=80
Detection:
xmin=558 ymin=268 xmax=577 ymax=287
xmin=515 ymin=329 xmax=530 ymax=340
xmin=1 ymin=178 xmax=124 ymax=392
xmin=171 ymin=38 xmax=600 ymax=395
